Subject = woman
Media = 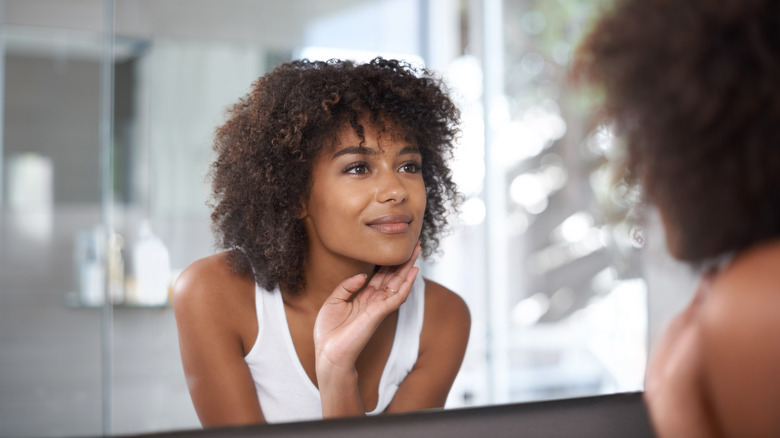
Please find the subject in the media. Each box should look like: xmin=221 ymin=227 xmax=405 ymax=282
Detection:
xmin=172 ymin=58 xmax=470 ymax=426
xmin=576 ymin=1 xmax=780 ymax=436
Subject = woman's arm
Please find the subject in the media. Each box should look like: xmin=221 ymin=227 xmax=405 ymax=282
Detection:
xmin=313 ymin=244 xmax=423 ymax=418
xmin=385 ymin=279 xmax=470 ymax=412
xmin=172 ymin=254 xmax=265 ymax=427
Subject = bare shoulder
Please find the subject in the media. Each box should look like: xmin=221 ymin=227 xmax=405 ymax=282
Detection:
xmin=697 ymin=238 xmax=780 ymax=437
xmin=174 ymin=252 xmax=252 ymax=299
xmin=172 ymin=252 xmax=264 ymax=425
xmin=421 ymin=278 xmax=471 ymax=336
xmin=384 ymin=279 xmax=471 ymax=411
xmin=702 ymin=238 xmax=780 ymax=332
xmin=423 ymin=278 xmax=470 ymax=315
xmin=172 ymin=252 xmax=256 ymax=334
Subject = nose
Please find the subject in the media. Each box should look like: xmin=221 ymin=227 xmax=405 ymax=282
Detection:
xmin=376 ymin=169 xmax=408 ymax=204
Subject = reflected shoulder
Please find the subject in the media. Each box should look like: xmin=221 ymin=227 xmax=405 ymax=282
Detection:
xmin=172 ymin=252 xmax=254 ymax=314
xmin=422 ymin=278 xmax=471 ymax=331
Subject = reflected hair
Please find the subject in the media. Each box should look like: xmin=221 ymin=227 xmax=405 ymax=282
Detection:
xmin=575 ymin=0 xmax=780 ymax=262
xmin=209 ymin=58 xmax=461 ymax=292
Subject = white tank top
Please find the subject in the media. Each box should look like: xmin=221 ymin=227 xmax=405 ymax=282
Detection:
xmin=243 ymin=271 xmax=426 ymax=424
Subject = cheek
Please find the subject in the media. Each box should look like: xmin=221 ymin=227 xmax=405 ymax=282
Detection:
xmin=412 ymin=184 xmax=427 ymax=235
xmin=308 ymin=185 xmax=364 ymax=227
xmin=414 ymin=182 xmax=427 ymax=212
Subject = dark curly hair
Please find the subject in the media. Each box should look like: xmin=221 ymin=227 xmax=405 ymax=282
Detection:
xmin=209 ymin=57 xmax=461 ymax=292
xmin=575 ymin=0 xmax=780 ymax=263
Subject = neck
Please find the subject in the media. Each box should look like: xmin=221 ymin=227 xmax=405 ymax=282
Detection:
xmin=285 ymin=248 xmax=375 ymax=313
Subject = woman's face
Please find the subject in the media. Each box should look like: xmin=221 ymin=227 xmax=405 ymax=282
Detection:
xmin=301 ymin=120 xmax=426 ymax=268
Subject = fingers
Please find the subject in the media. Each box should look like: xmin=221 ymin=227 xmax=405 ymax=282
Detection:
xmin=332 ymin=242 xmax=422 ymax=304
xmin=372 ymin=265 xmax=416 ymax=311
xmin=329 ymin=273 xmax=368 ymax=302
xmin=382 ymin=250 xmax=420 ymax=292
xmin=386 ymin=266 xmax=418 ymax=298
xmin=377 ymin=247 xmax=420 ymax=305
xmin=369 ymin=241 xmax=422 ymax=289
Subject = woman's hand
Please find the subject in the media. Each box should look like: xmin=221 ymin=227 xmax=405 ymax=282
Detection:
xmin=313 ymin=242 xmax=421 ymax=375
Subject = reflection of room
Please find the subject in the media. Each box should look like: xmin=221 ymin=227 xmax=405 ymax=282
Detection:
xmin=0 ymin=1 xmax=693 ymax=437
xmin=0 ymin=2 xmax=453 ymax=435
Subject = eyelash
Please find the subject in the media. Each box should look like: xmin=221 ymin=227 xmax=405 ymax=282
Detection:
xmin=400 ymin=162 xmax=422 ymax=173
xmin=342 ymin=161 xmax=422 ymax=175
xmin=343 ymin=162 xmax=370 ymax=175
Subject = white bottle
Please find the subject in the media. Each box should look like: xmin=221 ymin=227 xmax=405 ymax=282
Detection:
xmin=132 ymin=221 xmax=171 ymax=306
xmin=75 ymin=227 xmax=105 ymax=307
xmin=107 ymin=232 xmax=125 ymax=304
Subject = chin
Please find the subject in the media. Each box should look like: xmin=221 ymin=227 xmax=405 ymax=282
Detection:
xmin=368 ymin=254 xmax=409 ymax=268
xmin=368 ymin=245 xmax=416 ymax=267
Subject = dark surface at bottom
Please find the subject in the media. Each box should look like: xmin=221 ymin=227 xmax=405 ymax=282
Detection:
xmin=125 ymin=391 xmax=656 ymax=438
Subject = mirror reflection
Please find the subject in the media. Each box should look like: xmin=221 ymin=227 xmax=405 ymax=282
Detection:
xmin=173 ymin=56 xmax=470 ymax=425
xmin=0 ymin=1 xmax=685 ymax=436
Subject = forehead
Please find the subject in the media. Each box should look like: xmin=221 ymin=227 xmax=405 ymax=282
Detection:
xmin=323 ymin=118 xmax=414 ymax=152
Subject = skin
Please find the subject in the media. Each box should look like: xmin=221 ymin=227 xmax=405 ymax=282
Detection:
xmin=173 ymin=120 xmax=470 ymax=426
xmin=644 ymin=236 xmax=780 ymax=438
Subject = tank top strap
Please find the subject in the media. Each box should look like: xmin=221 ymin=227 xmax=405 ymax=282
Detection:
xmin=367 ymin=270 xmax=426 ymax=415
xmin=244 ymin=282 xmax=268 ymax=359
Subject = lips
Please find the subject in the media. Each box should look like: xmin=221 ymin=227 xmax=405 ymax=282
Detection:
xmin=366 ymin=214 xmax=412 ymax=234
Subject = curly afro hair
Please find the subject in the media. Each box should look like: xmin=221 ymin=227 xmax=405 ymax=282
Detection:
xmin=209 ymin=57 xmax=461 ymax=293
xmin=575 ymin=0 xmax=780 ymax=263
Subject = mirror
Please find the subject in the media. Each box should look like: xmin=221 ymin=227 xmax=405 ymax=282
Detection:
xmin=0 ymin=0 xmax=689 ymax=436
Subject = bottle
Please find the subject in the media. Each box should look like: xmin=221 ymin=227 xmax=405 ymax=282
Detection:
xmin=75 ymin=226 xmax=105 ymax=307
xmin=132 ymin=220 xmax=171 ymax=306
xmin=107 ymin=231 xmax=125 ymax=304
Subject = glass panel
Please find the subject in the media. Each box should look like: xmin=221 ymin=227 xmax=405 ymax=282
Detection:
xmin=0 ymin=18 xmax=105 ymax=438
xmin=496 ymin=0 xmax=647 ymax=402
xmin=110 ymin=0 xmax=430 ymax=435
xmin=422 ymin=0 xmax=647 ymax=409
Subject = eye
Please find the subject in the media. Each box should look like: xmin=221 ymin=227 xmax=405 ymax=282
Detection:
xmin=344 ymin=162 xmax=370 ymax=175
xmin=399 ymin=161 xmax=422 ymax=174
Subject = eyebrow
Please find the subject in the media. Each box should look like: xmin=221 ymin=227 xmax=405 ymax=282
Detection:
xmin=331 ymin=145 xmax=421 ymax=160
